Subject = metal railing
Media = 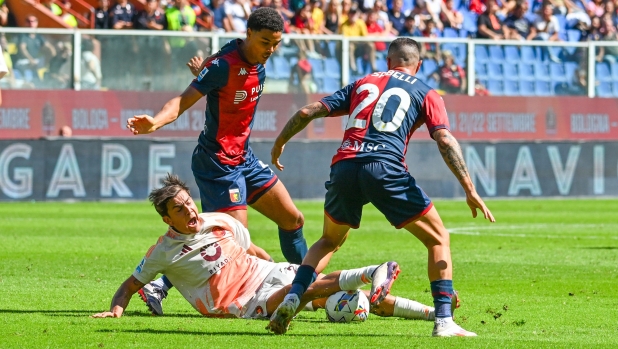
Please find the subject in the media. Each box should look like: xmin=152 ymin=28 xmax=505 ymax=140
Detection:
xmin=1 ymin=27 xmax=615 ymax=97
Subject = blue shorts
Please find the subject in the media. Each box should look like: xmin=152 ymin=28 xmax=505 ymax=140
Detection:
xmin=324 ymin=160 xmax=433 ymax=229
xmin=191 ymin=145 xmax=278 ymax=212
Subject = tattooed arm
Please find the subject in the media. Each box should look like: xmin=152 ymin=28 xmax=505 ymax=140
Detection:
xmin=91 ymin=276 xmax=146 ymax=318
xmin=271 ymin=102 xmax=330 ymax=171
xmin=432 ymin=128 xmax=496 ymax=222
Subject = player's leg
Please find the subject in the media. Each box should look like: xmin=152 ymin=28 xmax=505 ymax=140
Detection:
xmin=244 ymin=154 xmax=307 ymax=264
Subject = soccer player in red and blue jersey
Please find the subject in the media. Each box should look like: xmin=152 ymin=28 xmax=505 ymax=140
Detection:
xmin=267 ymin=38 xmax=495 ymax=337
xmin=126 ymin=8 xmax=308 ymax=315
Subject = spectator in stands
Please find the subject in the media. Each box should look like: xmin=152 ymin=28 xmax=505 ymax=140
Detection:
xmin=365 ymin=10 xmax=388 ymax=69
xmin=0 ymin=35 xmax=8 ymax=105
xmin=290 ymin=4 xmax=321 ymax=58
xmin=81 ymin=39 xmax=102 ymax=90
xmin=372 ymin=0 xmax=390 ymax=29
xmin=420 ymin=18 xmax=441 ymax=59
xmin=388 ymin=0 xmax=407 ymax=34
xmin=209 ymin=0 xmax=231 ymax=31
xmin=110 ymin=0 xmax=136 ymax=29
xmin=340 ymin=8 xmax=375 ymax=73
xmin=439 ymin=0 xmax=463 ymax=30
xmin=433 ymin=50 xmax=466 ymax=94
xmin=224 ymin=0 xmax=251 ymax=32
xmin=41 ymin=0 xmax=63 ymax=16
xmin=15 ymin=15 xmax=56 ymax=87
xmin=548 ymin=0 xmax=567 ymax=15
xmin=310 ymin=0 xmax=325 ymax=33
xmin=0 ymin=0 xmax=9 ymax=26
xmin=94 ymin=0 xmax=111 ymax=28
xmin=586 ymin=15 xmax=603 ymax=41
xmin=424 ymin=0 xmax=443 ymax=23
xmin=322 ymin=0 xmax=340 ymax=34
xmin=504 ymin=0 xmax=536 ymax=40
xmin=475 ymin=79 xmax=490 ymax=95
xmin=400 ymin=14 xmax=422 ymax=36
xmin=60 ymin=0 xmax=78 ymax=28
xmin=340 ymin=0 xmax=353 ymax=22
xmin=289 ymin=51 xmax=316 ymax=93
xmin=58 ymin=125 xmax=73 ymax=137
xmin=477 ymin=0 xmax=507 ymax=39
xmin=586 ymin=0 xmax=605 ymax=19
xmin=136 ymin=0 xmax=168 ymax=30
xmin=46 ymin=41 xmax=71 ymax=88
xmin=409 ymin=0 xmax=433 ymax=32
xmin=534 ymin=4 xmax=561 ymax=41
xmin=198 ymin=9 xmax=216 ymax=30
xmin=598 ymin=14 xmax=618 ymax=63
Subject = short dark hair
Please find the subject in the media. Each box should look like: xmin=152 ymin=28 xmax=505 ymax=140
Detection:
xmin=247 ymin=7 xmax=284 ymax=32
xmin=388 ymin=37 xmax=421 ymax=59
xmin=148 ymin=173 xmax=191 ymax=217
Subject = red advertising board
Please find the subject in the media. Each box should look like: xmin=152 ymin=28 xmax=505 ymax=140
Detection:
xmin=1 ymin=90 xmax=617 ymax=140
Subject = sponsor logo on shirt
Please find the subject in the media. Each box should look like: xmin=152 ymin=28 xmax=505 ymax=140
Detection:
xmin=239 ymin=68 xmax=248 ymax=76
xmin=198 ymin=67 xmax=208 ymax=82
xmin=200 ymin=242 xmax=222 ymax=262
xmin=234 ymin=91 xmax=247 ymax=104
xmin=340 ymin=138 xmax=386 ymax=152
xmin=229 ymin=188 xmax=241 ymax=203
xmin=178 ymin=244 xmax=193 ymax=257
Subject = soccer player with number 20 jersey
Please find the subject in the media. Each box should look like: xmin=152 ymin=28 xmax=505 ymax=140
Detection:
xmin=126 ymin=8 xmax=308 ymax=315
xmin=267 ymin=38 xmax=496 ymax=337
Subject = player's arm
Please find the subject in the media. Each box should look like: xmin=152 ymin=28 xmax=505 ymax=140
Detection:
xmin=271 ymin=101 xmax=330 ymax=171
xmin=91 ymin=275 xmax=145 ymax=318
xmin=126 ymin=86 xmax=203 ymax=135
xmin=247 ymin=242 xmax=273 ymax=261
xmin=432 ymin=128 xmax=495 ymax=222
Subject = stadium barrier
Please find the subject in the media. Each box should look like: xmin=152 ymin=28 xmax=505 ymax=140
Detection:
xmin=0 ymin=138 xmax=616 ymax=200
xmin=2 ymin=28 xmax=618 ymax=97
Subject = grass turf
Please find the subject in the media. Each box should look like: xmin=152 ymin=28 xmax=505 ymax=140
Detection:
xmin=0 ymin=199 xmax=617 ymax=348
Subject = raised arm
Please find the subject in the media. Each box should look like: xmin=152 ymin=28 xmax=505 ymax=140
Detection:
xmin=91 ymin=275 xmax=146 ymax=318
xmin=126 ymin=86 xmax=203 ymax=135
xmin=432 ymin=128 xmax=495 ymax=222
xmin=271 ymin=101 xmax=330 ymax=171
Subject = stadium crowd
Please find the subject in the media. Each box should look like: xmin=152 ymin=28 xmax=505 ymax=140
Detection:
xmin=1 ymin=0 xmax=618 ymax=93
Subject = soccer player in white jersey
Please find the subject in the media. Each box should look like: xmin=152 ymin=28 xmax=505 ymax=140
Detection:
xmin=91 ymin=174 xmax=442 ymax=322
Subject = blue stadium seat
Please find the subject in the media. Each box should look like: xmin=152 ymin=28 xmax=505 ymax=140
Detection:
xmin=426 ymin=76 xmax=439 ymax=89
xmin=272 ymin=56 xmax=291 ymax=80
xmin=308 ymin=58 xmax=325 ymax=79
xmin=459 ymin=29 xmax=469 ymax=38
xmin=265 ymin=60 xmax=276 ymax=77
xmin=324 ymin=57 xmax=342 ymax=78
xmin=327 ymin=41 xmax=337 ymax=58
xmin=503 ymin=63 xmax=518 ymax=80
xmin=555 ymin=15 xmax=567 ymax=40
xmin=613 ymin=82 xmax=618 ymax=97
xmin=475 ymin=45 xmax=489 ymax=63
xmin=535 ymin=81 xmax=553 ymax=96
xmin=488 ymin=62 xmax=504 ymax=78
xmin=462 ymin=11 xmax=479 ymax=34
xmin=504 ymin=80 xmax=519 ymax=96
xmin=596 ymin=62 xmax=612 ymax=81
xmin=504 ymin=46 xmax=520 ymax=63
xmin=612 ymin=63 xmax=618 ymax=80
xmin=487 ymin=80 xmax=504 ymax=95
xmin=351 ymin=57 xmax=371 ymax=77
xmin=475 ymin=62 xmax=488 ymax=79
xmin=443 ymin=28 xmax=458 ymax=38
xmin=521 ymin=46 xmax=537 ymax=63
xmin=518 ymin=63 xmax=535 ymax=80
xmin=564 ymin=62 xmax=578 ymax=82
xmin=488 ymin=45 xmax=506 ymax=62
xmin=415 ymin=71 xmax=427 ymax=81
xmin=375 ymin=58 xmax=388 ymax=72
xmin=597 ymin=81 xmax=613 ymax=97
xmin=321 ymin=76 xmax=341 ymax=93
xmin=567 ymin=29 xmax=581 ymax=42
xmin=519 ymin=80 xmax=535 ymax=96
xmin=534 ymin=63 xmax=551 ymax=81
xmin=550 ymin=63 xmax=567 ymax=82
xmin=422 ymin=59 xmax=439 ymax=75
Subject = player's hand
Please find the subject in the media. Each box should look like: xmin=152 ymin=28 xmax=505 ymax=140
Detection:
xmin=465 ymin=191 xmax=495 ymax=222
xmin=91 ymin=311 xmax=120 ymax=318
xmin=271 ymin=143 xmax=285 ymax=171
xmin=126 ymin=115 xmax=157 ymax=135
xmin=187 ymin=56 xmax=204 ymax=77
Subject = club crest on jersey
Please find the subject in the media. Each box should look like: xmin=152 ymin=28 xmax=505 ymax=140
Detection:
xmin=229 ymin=188 xmax=241 ymax=203
xmin=239 ymin=68 xmax=248 ymax=76
xmin=234 ymin=91 xmax=247 ymax=104
xmin=197 ymin=67 xmax=208 ymax=82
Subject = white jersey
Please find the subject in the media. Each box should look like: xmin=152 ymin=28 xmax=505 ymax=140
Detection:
xmin=132 ymin=213 xmax=276 ymax=318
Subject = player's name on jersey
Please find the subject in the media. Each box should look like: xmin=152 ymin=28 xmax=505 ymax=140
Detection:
xmin=370 ymin=70 xmax=418 ymax=85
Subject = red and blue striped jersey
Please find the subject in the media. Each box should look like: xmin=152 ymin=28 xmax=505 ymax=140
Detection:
xmin=190 ymin=39 xmax=266 ymax=166
xmin=320 ymin=70 xmax=450 ymax=171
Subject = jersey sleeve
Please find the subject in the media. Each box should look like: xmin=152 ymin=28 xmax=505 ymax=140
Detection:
xmin=190 ymin=58 xmax=229 ymax=95
xmin=320 ymin=82 xmax=356 ymax=116
xmin=131 ymin=245 xmax=164 ymax=284
xmin=421 ymin=89 xmax=450 ymax=138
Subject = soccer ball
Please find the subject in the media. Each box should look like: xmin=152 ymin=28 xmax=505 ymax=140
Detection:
xmin=325 ymin=290 xmax=370 ymax=323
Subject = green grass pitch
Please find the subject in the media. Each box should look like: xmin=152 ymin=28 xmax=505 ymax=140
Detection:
xmin=1 ymin=199 xmax=617 ymax=348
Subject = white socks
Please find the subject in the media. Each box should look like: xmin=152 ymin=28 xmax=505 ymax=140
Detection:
xmin=393 ymin=297 xmax=435 ymax=321
xmin=338 ymin=265 xmax=378 ymax=291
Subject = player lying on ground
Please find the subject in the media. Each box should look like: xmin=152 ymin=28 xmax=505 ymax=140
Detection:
xmin=91 ymin=174 xmax=441 ymax=322
xmin=127 ymin=8 xmax=309 ymax=314
xmin=267 ymin=37 xmax=495 ymax=337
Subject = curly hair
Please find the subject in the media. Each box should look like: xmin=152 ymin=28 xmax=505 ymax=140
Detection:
xmin=148 ymin=173 xmax=191 ymax=217
xmin=247 ymin=7 xmax=284 ymax=33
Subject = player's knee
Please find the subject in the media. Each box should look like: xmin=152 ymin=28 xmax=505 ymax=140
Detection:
xmin=278 ymin=210 xmax=304 ymax=231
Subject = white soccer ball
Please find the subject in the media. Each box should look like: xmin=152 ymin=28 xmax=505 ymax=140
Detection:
xmin=325 ymin=290 xmax=370 ymax=323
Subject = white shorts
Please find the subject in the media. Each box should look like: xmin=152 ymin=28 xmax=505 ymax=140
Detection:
xmin=242 ymin=262 xmax=298 ymax=319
